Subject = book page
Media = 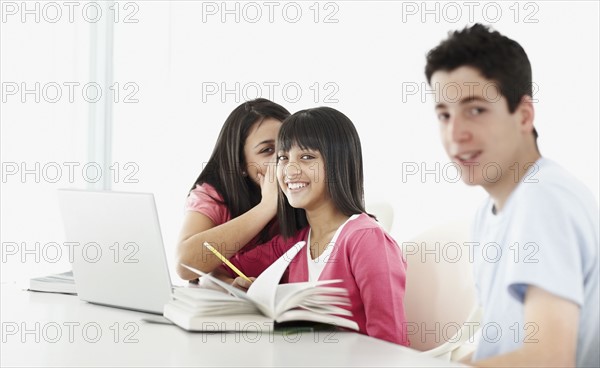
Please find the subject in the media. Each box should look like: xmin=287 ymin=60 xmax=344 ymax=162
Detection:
xmin=169 ymin=297 xmax=258 ymax=316
xmin=275 ymin=309 xmax=359 ymax=331
xmin=180 ymin=264 xmax=250 ymax=301
xmin=246 ymin=241 xmax=306 ymax=318
xmin=164 ymin=302 xmax=274 ymax=332
xmin=273 ymin=281 xmax=350 ymax=315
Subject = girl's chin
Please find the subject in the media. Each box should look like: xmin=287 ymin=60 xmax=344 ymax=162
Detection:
xmin=284 ymin=196 xmax=307 ymax=209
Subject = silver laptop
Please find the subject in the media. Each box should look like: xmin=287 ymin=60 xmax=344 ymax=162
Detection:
xmin=57 ymin=189 xmax=173 ymax=314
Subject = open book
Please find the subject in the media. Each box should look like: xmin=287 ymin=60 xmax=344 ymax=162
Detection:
xmin=163 ymin=241 xmax=359 ymax=332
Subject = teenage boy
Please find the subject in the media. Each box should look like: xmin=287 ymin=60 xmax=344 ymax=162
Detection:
xmin=425 ymin=24 xmax=599 ymax=367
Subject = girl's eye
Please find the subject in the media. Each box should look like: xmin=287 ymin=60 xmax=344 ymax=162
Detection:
xmin=277 ymin=155 xmax=288 ymax=162
xmin=301 ymin=154 xmax=314 ymax=160
xmin=260 ymin=147 xmax=274 ymax=154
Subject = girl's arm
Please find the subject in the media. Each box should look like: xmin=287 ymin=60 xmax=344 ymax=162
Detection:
xmin=176 ymin=167 xmax=279 ymax=280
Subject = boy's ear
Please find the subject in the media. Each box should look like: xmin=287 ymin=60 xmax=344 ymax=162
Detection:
xmin=517 ymin=95 xmax=535 ymax=134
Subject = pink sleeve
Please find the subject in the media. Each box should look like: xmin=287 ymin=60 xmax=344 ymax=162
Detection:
xmin=185 ymin=184 xmax=230 ymax=225
xmin=224 ymin=231 xmax=306 ymax=279
xmin=349 ymin=228 xmax=410 ymax=346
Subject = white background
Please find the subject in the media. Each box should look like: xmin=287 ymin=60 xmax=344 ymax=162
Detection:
xmin=1 ymin=1 xmax=598 ymax=284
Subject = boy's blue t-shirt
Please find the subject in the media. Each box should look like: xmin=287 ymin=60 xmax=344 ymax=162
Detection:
xmin=472 ymin=158 xmax=599 ymax=367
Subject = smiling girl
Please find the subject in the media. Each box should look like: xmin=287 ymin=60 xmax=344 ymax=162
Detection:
xmin=176 ymin=99 xmax=290 ymax=280
xmin=220 ymin=107 xmax=409 ymax=345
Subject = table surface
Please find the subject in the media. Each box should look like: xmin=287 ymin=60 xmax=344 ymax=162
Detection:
xmin=1 ymin=283 xmax=460 ymax=367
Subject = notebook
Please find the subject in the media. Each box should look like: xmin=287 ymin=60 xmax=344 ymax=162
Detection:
xmin=57 ymin=189 xmax=173 ymax=314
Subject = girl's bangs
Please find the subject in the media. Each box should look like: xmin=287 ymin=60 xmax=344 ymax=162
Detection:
xmin=277 ymin=113 xmax=324 ymax=153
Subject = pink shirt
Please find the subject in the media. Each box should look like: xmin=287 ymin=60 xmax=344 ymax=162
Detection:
xmin=186 ymin=183 xmax=231 ymax=225
xmin=228 ymin=213 xmax=410 ymax=346
xmin=185 ymin=183 xmax=279 ymax=278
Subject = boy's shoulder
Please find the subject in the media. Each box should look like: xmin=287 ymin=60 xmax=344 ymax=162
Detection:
xmin=474 ymin=157 xmax=598 ymax=230
xmin=513 ymin=158 xmax=597 ymax=212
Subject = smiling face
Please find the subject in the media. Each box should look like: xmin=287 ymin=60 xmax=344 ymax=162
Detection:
xmin=243 ymin=118 xmax=282 ymax=185
xmin=431 ymin=66 xmax=536 ymax=190
xmin=277 ymin=145 xmax=328 ymax=211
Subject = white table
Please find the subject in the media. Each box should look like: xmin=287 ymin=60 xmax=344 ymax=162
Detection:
xmin=1 ymin=284 xmax=459 ymax=367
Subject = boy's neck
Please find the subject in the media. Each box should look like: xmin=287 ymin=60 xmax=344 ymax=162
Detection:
xmin=487 ymin=151 xmax=542 ymax=213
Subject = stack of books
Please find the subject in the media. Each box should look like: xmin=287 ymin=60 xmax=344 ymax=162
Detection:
xmin=29 ymin=270 xmax=76 ymax=295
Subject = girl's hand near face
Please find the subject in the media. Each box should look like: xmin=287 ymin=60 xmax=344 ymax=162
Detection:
xmin=257 ymin=160 xmax=279 ymax=218
xmin=178 ymin=160 xmax=280 ymax=280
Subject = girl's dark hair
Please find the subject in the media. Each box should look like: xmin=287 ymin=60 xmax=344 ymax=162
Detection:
xmin=276 ymin=106 xmax=370 ymax=238
xmin=190 ymin=98 xmax=290 ymax=243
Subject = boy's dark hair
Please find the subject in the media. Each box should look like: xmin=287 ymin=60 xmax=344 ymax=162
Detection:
xmin=276 ymin=107 xmax=370 ymax=238
xmin=190 ymin=98 xmax=290 ymax=243
xmin=425 ymin=23 xmax=537 ymax=139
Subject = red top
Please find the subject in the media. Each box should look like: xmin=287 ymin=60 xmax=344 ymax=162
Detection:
xmin=226 ymin=213 xmax=410 ymax=346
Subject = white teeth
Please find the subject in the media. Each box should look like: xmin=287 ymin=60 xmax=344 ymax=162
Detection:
xmin=458 ymin=152 xmax=478 ymax=161
xmin=288 ymin=182 xmax=308 ymax=190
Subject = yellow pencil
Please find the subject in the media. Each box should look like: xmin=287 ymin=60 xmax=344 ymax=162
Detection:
xmin=203 ymin=242 xmax=252 ymax=283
